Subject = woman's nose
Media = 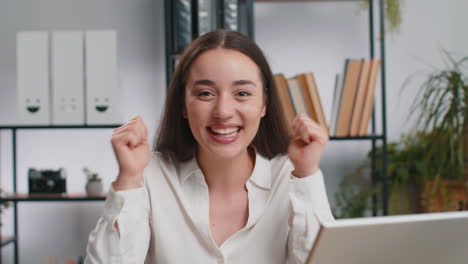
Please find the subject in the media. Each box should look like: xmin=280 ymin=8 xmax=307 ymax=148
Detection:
xmin=213 ymin=94 xmax=234 ymax=120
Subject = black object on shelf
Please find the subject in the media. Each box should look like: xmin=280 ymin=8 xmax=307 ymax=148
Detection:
xmin=164 ymin=0 xmax=389 ymax=216
xmin=28 ymin=168 xmax=67 ymax=194
xmin=164 ymin=0 xmax=253 ymax=87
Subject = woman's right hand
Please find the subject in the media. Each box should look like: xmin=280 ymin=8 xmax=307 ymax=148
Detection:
xmin=111 ymin=115 xmax=151 ymax=191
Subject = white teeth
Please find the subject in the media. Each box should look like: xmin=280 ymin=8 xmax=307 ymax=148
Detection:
xmin=210 ymin=127 xmax=240 ymax=135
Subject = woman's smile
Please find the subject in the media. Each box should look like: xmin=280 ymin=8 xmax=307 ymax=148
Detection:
xmin=208 ymin=125 xmax=242 ymax=144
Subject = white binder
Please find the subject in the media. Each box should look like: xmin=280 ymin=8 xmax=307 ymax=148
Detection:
xmin=51 ymin=31 xmax=85 ymax=125
xmin=17 ymin=31 xmax=51 ymax=125
xmin=84 ymin=30 xmax=121 ymax=125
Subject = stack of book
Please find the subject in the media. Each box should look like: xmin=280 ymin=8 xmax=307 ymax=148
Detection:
xmin=331 ymin=59 xmax=381 ymax=137
xmin=273 ymin=58 xmax=381 ymax=137
xmin=274 ymin=73 xmax=328 ymax=131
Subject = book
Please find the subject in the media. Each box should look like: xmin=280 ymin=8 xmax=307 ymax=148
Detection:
xmin=358 ymin=59 xmax=381 ymax=135
xmin=175 ymin=0 xmax=192 ymax=53
xmin=330 ymin=73 xmax=344 ymax=136
xmin=197 ymin=0 xmax=214 ymax=36
xmin=223 ymin=0 xmax=239 ymax=31
xmin=273 ymin=74 xmax=296 ymax=126
xmin=287 ymin=78 xmax=310 ymax=116
xmin=296 ymin=73 xmax=328 ymax=130
xmin=349 ymin=60 xmax=371 ymax=136
xmin=335 ymin=59 xmax=363 ymax=137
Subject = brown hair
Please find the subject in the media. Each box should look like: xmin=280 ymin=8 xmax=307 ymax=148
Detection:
xmin=154 ymin=30 xmax=290 ymax=162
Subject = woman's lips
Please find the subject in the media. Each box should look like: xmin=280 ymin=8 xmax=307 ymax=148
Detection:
xmin=207 ymin=126 xmax=241 ymax=144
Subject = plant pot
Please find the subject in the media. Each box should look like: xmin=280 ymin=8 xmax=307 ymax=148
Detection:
xmin=420 ymin=180 xmax=467 ymax=212
xmin=86 ymin=181 xmax=103 ymax=196
xmin=389 ymin=182 xmax=421 ymax=215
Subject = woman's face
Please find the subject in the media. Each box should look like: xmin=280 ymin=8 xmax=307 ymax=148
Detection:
xmin=184 ymin=48 xmax=266 ymax=160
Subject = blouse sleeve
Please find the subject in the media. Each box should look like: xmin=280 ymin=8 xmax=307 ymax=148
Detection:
xmin=85 ymin=184 xmax=151 ymax=263
xmin=286 ymin=169 xmax=335 ymax=264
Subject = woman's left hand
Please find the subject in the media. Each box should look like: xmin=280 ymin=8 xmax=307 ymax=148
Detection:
xmin=288 ymin=113 xmax=329 ymax=178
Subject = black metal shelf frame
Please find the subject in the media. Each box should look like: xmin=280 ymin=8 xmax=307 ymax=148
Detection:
xmin=164 ymin=0 xmax=389 ymax=215
xmin=0 ymin=124 xmax=120 ymax=263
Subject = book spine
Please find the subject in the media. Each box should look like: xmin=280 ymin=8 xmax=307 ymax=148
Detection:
xmin=223 ymin=0 xmax=239 ymax=31
xmin=197 ymin=0 xmax=214 ymax=36
xmin=336 ymin=59 xmax=363 ymax=137
xmin=175 ymin=0 xmax=192 ymax=53
xmin=349 ymin=60 xmax=371 ymax=136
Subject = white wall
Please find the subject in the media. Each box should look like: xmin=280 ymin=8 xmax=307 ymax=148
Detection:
xmin=0 ymin=0 xmax=466 ymax=262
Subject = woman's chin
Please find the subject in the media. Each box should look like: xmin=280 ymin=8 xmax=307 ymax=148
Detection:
xmin=199 ymin=144 xmax=248 ymax=161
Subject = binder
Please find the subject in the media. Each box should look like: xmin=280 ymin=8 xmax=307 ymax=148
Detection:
xmin=84 ymin=30 xmax=121 ymax=125
xmin=51 ymin=31 xmax=85 ymax=125
xmin=17 ymin=31 xmax=51 ymax=125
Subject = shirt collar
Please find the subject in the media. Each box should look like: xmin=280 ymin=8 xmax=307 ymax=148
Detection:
xmin=178 ymin=150 xmax=272 ymax=190
xmin=179 ymin=156 xmax=202 ymax=184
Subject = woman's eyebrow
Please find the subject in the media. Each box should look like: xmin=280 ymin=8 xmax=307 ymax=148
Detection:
xmin=193 ymin=79 xmax=256 ymax=87
xmin=193 ymin=79 xmax=216 ymax=86
xmin=233 ymin=80 xmax=256 ymax=86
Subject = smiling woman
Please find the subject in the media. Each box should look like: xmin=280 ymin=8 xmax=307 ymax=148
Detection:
xmin=85 ymin=30 xmax=334 ymax=264
xmin=156 ymin=30 xmax=290 ymax=162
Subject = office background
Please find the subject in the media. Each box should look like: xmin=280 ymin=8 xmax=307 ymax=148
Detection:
xmin=0 ymin=0 xmax=467 ymax=262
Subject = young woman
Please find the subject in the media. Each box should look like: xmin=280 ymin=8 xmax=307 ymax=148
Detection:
xmin=85 ymin=30 xmax=334 ymax=264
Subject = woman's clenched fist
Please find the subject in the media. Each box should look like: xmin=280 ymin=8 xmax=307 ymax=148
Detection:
xmin=288 ymin=113 xmax=329 ymax=178
xmin=111 ymin=115 xmax=151 ymax=190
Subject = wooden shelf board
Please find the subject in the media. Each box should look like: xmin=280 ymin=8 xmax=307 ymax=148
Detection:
xmin=0 ymin=124 xmax=122 ymax=129
xmin=0 ymin=193 xmax=106 ymax=202
xmin=330 ymin=134 xmax=384 ymax=140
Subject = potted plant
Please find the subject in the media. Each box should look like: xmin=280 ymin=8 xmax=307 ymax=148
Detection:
xmin=83 ymin=167 xmax=103 ymax=196
xmin=409 ymin=52 xmax=468 ymax=212
xmin=334 ymin=132 xmax=427 ymax=218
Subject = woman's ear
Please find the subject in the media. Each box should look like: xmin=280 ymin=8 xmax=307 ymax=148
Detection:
xmin=261 ymin=104 xmax=266 ymax=118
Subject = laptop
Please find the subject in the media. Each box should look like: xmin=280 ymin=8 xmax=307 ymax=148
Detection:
xmin=307 ymin=211 xmax=468 ymax=264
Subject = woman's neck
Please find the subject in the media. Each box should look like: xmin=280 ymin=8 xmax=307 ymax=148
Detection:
xmin=197 ymin=148 xmax=255 ymax=194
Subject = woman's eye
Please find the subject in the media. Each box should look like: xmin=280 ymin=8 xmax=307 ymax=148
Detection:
xmin=237 ymin=91 xmax=251 ymax=97
xmin=197 ymin=91 xmax=213 ymax=97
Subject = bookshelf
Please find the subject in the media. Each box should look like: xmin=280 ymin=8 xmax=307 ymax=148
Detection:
xmin=164 ymin=0 xmax=389 ymax=216
xmin=0 ymin=125 xmax=120 ymax=263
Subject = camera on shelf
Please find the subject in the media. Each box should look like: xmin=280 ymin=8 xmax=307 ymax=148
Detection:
xmin=28 ymin=168 xmax=67 ymax=194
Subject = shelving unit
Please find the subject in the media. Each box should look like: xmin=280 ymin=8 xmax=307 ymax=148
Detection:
xmin=1 ymin=236 xmax=15 ymax=248
xmin=0 ymin=125 xmax=120 ymax=264
xmin=165 ymin=0 xmax=389 ymax=216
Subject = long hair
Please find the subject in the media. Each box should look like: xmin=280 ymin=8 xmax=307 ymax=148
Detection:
xmin=155 ymin=30 xmax=290 ymax=161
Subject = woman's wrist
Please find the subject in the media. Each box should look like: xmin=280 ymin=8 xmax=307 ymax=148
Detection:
xmin=113 ymin=173 xmax=143 ymax=191
xmin=292 ymin=167 xmax=319 ymax=178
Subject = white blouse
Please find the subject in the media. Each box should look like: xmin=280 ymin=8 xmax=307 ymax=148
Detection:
xmin=85 ymin=151 xmax=334 ymax=264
